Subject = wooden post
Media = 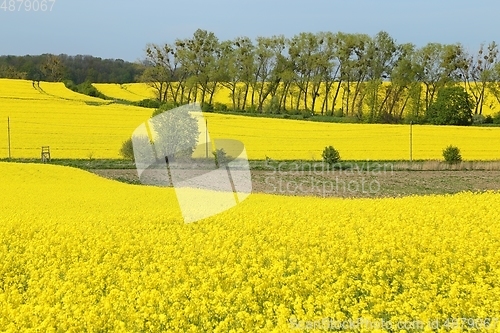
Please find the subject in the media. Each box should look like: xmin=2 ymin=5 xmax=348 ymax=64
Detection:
xmin=205 ymin=119 xmax=208 ymax=158
xmin=410 ymin=121 xmax=413 ymax=163
xmin=7 ymin=117 xmax=11 ymax=159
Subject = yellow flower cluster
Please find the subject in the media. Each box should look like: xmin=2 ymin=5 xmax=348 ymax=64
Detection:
xmin=1 ymin=162 xmax=500 ymax=332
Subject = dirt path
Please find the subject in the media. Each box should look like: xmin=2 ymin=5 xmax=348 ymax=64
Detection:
xmin=90 ymin=169 xmax=500 ymax=198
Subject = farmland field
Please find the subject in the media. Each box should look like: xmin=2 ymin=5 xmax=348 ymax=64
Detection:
xmin=92 ymin=83 xmax=156 ymax=102
xmin=2 ymin=162 xmax=500 ymax=332
xmin=0 ymin=79 xmax=151 ymax=159
xmin=2 ymin=78 xmax=500 ymax=332
xmin=1 ymin=79 xmax=500 ymax=160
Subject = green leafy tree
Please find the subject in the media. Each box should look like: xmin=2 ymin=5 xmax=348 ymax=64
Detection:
xmin=142 ymin=43 xmax=190 ymax=104
xmin=426 ymin=86 xmax=473 ymax=125
xmin=459 ymin=42 xmax=498 ymax=115
xmin=364 ymin=31 xmax=400 ymax=122
xmin=379 ymin=43 xmax=422 ymax=123
xmin=151 ymin=105 xmax=200 ymax=161
xmin=218 ymin=38 xmax=255 ymax=111
xmin=415 ymin=43 xmax=463 ymax=114
xmin=252 ymin=35 xmax=287 ymax=112
xmin=41 ymin=55 xmax=65 ymax=82
xmin=337 ymin=33 xmax=372 ymax=117
xmin=175 ymin=29 xmax=220 ymax=106
xmin=487 ymin=61 xmax=500 ymax=106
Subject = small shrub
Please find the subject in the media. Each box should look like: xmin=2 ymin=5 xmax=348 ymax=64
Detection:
xmin=79 ymin=81 xmax=107 ymax=99
xmin=301 ymin=110 xmax=314 ymax=119
xmin=63 ymin=80 xmax=77 ymax=91
xmin=484 ymin=115 xmax=493 ymax=124
xmin=246 ymin=104 xmax=257 ymax=113
xmin=202 ymin=103 xmax=214 ymax=112
xmin=151 ymin=102 xmax=179 ymax=117
xmin=442 ymin=145 xmax=462 ymax=163
xmin=333 ymin=108 xmax=344 ymax=117
xmin=322 ymin=146 xmax=341 ymax=166
xmin=120 ymin=136 xmax=154 ymax=162
xmin=64 ymin=80 xmax=109 ymax=100
xmin=213 ymin=148 xmax=228 ymax=167
xmin=135 ymin=98 xmax=162 ymax=109
xmin=472 ymin=114 xmax=485 ymax=125
xmin=213 ymin=102 xmax=228 ymax=112
xmin=493 ymin=112 xmax=500 ymax=124
xmin=120 ymin=138 xmax=134 ymax=161
xmin=264 ymin=96 xmax=280 ymax=114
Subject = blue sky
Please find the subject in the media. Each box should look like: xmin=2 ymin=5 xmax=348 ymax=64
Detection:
xmin=0 ymin=0 xmax=498 ymax=62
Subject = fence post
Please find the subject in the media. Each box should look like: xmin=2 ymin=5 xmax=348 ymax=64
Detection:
xmin=410 ymin=121 xmax=413 ymax=163
xmin=7 ymin=117 xmax=11 ymax=159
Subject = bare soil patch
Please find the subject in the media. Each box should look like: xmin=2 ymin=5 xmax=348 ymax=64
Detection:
xmin=90 ymin=169 xmax=500 ymax=198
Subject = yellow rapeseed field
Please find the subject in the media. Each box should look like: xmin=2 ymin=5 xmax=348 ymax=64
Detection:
xmin=0 ymin=79 xmax=151 ymax=159
xmin=1 ymin=79 xmax=500 ymax=160
xmin=92 ymin=83 xmax=156 ymax=102
xmin=203 ymin=113 xmax=500 ymax=160
xmin=1 ymin=162 xmax=500 ymax=332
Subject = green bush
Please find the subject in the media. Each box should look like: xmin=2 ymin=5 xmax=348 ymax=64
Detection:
xmin=213 ymin=102 xmax=228 ymax=112
xmin=151 ymin=102 xmax=179 ymax=117
xmin=120 ymin=138 xmax=134 ymax=161
xmin=442 ymin=145 xmax=462 ymax=163
xmin=472 ymin=114 xmax=485 ymax=125
xmin=134 ymin=98 xmax=162 ymax=109
xmin=333 ymin=108 xmax=344 ymax=117
xmin=264 ymin=96 xmax=280 ymax=114
xmin=246 ymin=104 xmax=257 ymax=113
xmin=484 ymin=115 xmax=494 ymax=124
xmin=64 ymin=80 xmax=109 ymax=100
xmin=493 ymin=112 xmax=500 ymax=124
xmin=202 ymin=103 xmax=214 ymax=112
xmin=322 ymin=146 xmax=341 ymax=166
xmin=63 ymin=80 xmax=77 ymax=91
xmin=301 ymin=110 xmax=314 ymax=119
xmin=286 ymin=109 xmax=300 ymax=116
xmin=79 ymin=81 xmax=106 ymax=98
xmin=213 ymin=148 xmax=228 ymax=167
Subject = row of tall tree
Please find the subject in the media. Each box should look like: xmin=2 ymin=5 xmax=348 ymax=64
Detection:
xmin=142 ymin=29 xmax=500 ymax=123
xmin=0 ymin=54 xmax=144 ymax=84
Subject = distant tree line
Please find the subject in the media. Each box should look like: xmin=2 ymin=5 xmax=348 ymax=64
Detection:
xmin=0 ymin=54 xmax=145 ymax=84
xmin=2 ymin=30 xmax=500 ymax=125
xmin=142 ymin=29 xmax=500 ymax=124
